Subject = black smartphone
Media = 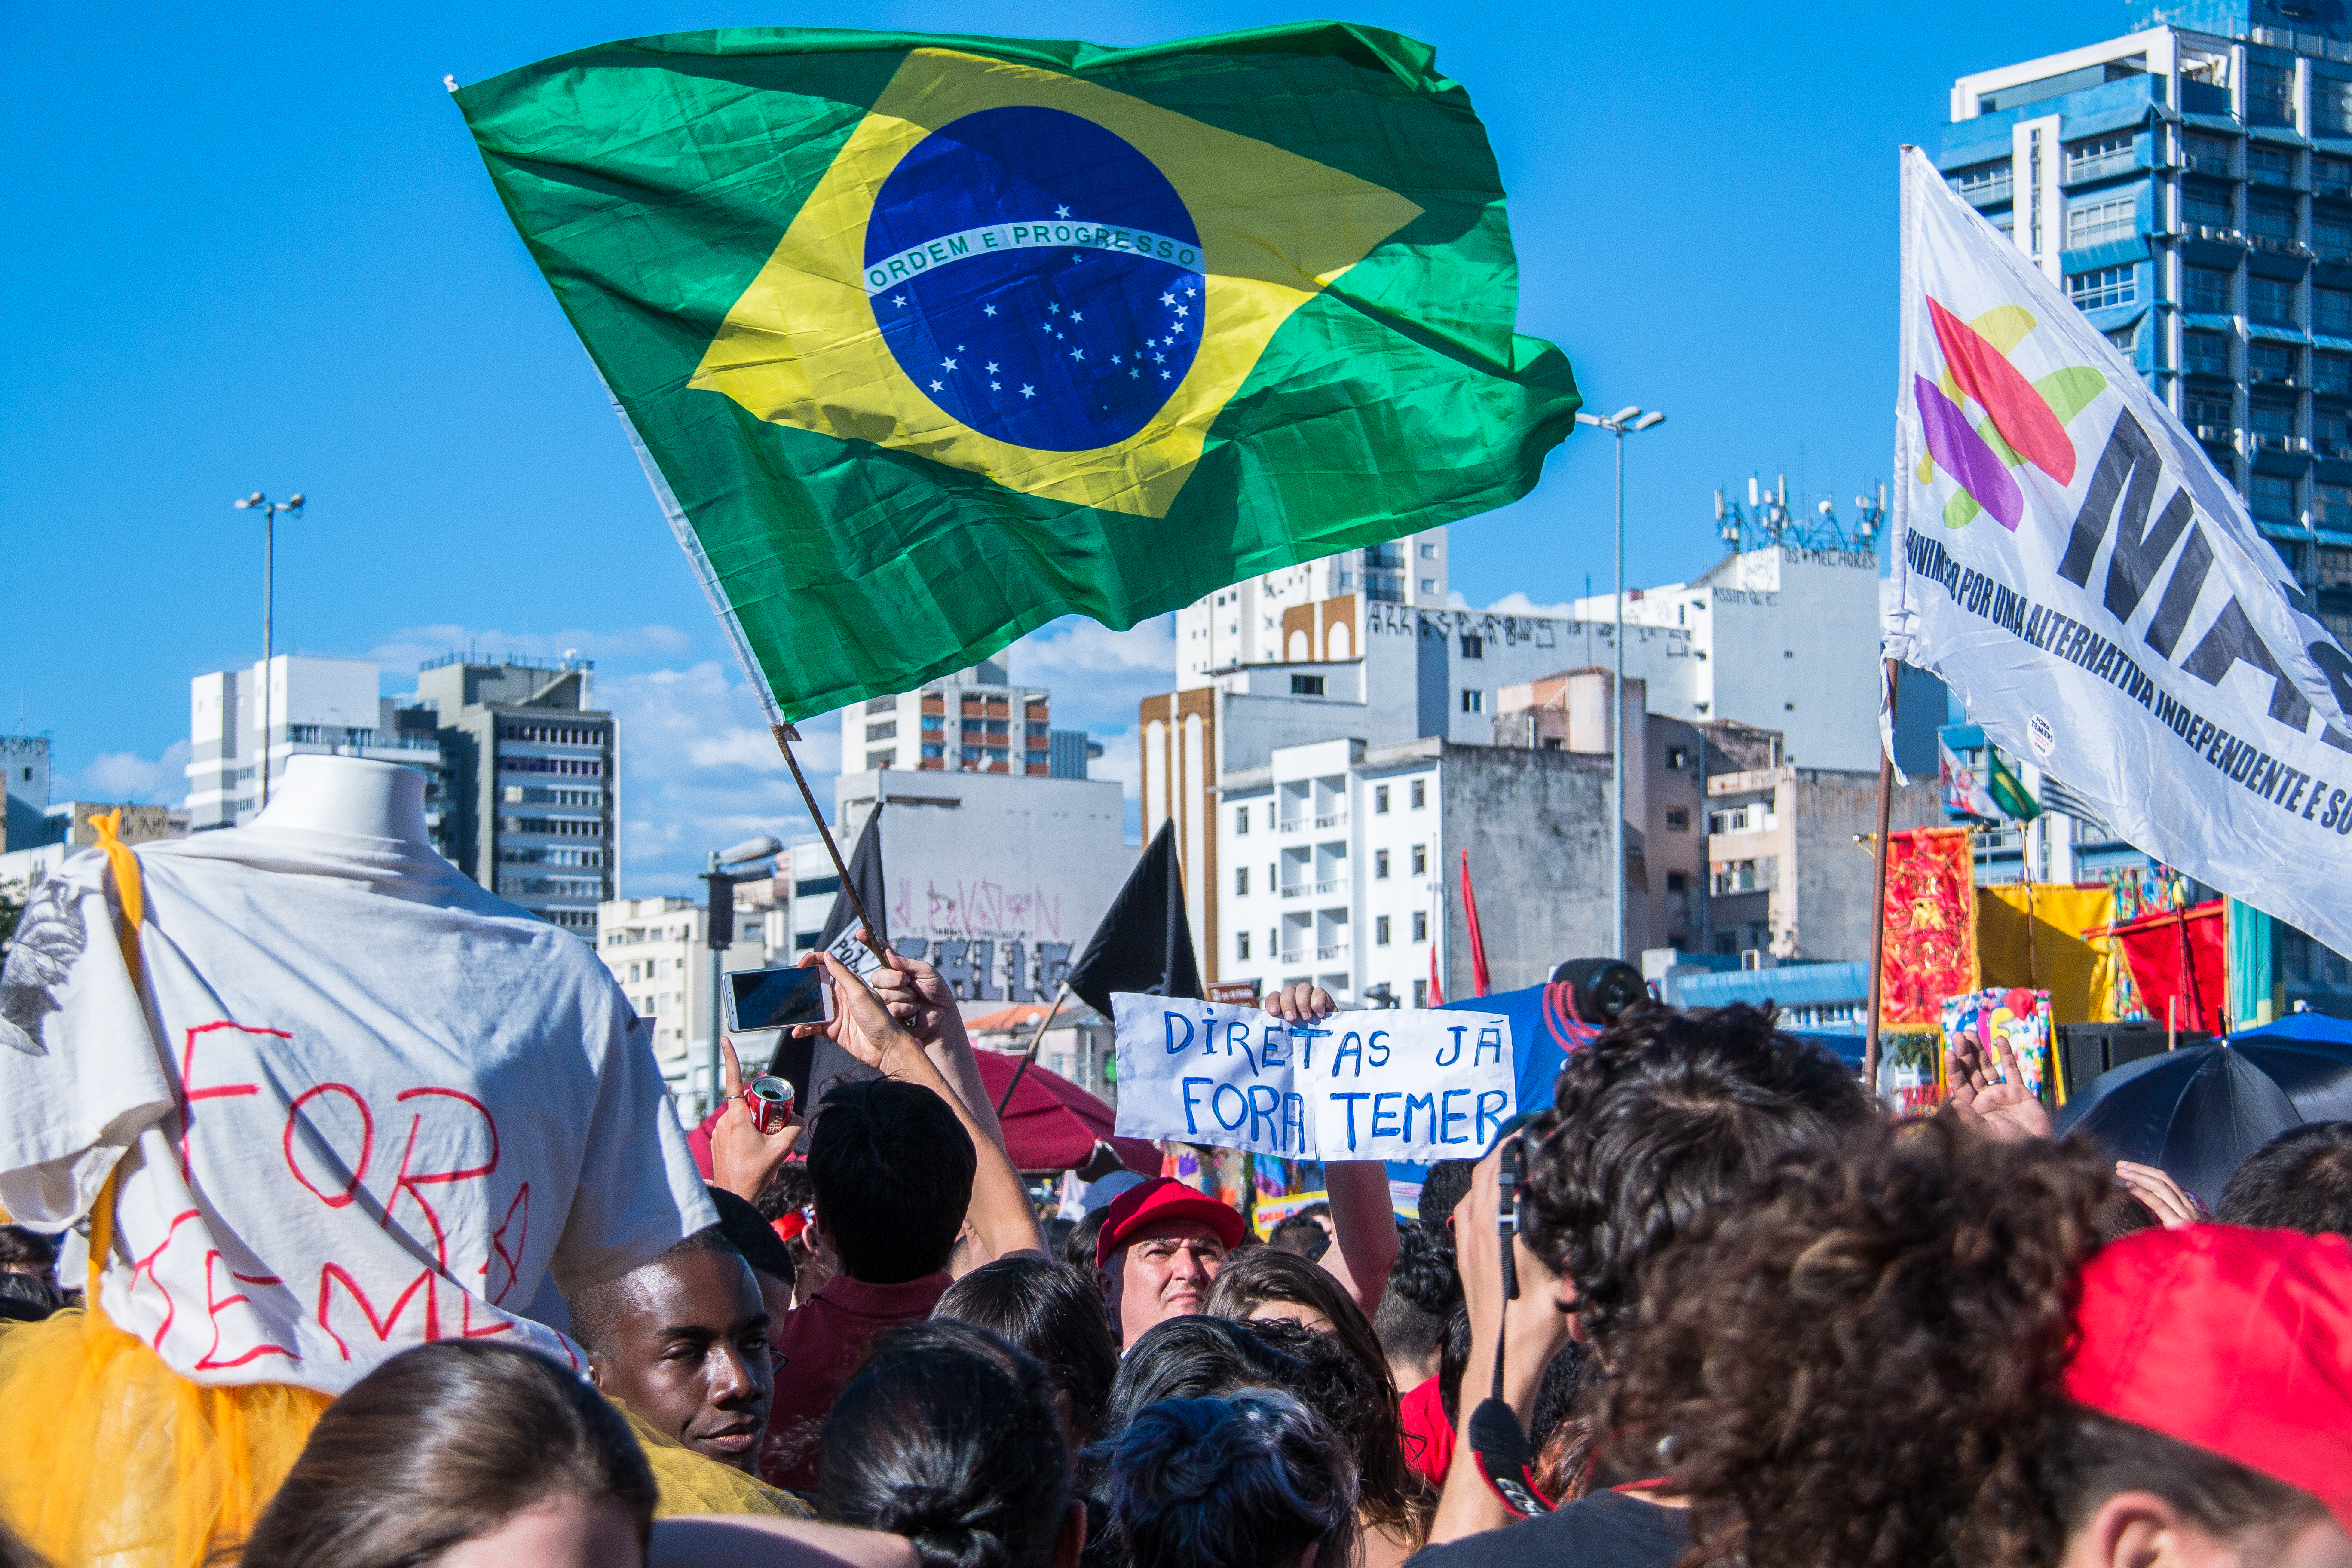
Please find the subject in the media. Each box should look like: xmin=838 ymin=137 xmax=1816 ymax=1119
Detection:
xmin=726 ymin=966 xmax=835 ymax=1032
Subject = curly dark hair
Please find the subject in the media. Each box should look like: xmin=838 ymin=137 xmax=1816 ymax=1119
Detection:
xmin=1596 ymin=1118 xmax=2118 ymax=1568
xmin=1240 ymin=1317 xmax=1434 ymax=1549
xmin=1520 ymin=1001 xmax=1873 ymax=1351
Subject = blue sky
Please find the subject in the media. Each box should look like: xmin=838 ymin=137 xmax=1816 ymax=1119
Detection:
xmin=0 ymin=0 xmax=2126 ymax=891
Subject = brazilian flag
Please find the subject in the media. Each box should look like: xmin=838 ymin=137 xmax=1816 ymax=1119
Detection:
xmin=455 ymin=25 xmax=1580 ymax=719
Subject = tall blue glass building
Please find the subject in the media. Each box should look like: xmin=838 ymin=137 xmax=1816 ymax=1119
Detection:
xmin=1943 ymin=3 xmax=2352 ymax=641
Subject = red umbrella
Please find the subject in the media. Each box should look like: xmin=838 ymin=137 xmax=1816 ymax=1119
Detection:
xmin=970 ymin=1049 xmax=1158 ymax=1175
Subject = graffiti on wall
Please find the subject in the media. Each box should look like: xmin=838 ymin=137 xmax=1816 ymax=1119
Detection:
xmin=884 ymin=876 xmax=1077 ymax=1003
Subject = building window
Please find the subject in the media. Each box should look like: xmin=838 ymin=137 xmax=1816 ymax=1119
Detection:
xmin=864 ymin=720 xmax=897 ymax=742
xmin=1664 ymin=745 xmax=1690 ymax=769
xmin=1666 ymin=808 xmax=1690 ymax=831
xmin=1292 ymin=674 xmax=1326 ymax=696
xmin=2321 ymin=290 xmax=2352 ymax=337
xmin=2184 ymin=332 xmax=2231 ymax=377
xmin=2185 ymin=388 xmax=2235 ymax=441
xmin=2181 ymin=133 xmax=2232 ymax=177
xmin=1236 ymin=865 xmax=1250 ymax=896
xmin=1375 ymin=849 xmax=1390 ymax=879
xmin=1421 ymin=578 xmax=1439 ymax=593
xmin=1410 ymin=844 xmax=1427 ymax=876
xmin=2317 ymin=407 xmax=2352 ymax=459
xmin=2251 ymin=276 xmax=2299 ymax=326
xmin=2185 ymin=266 xmax=2233 ymax=313
xmin=2065 ymin=135 xmax=2134 ymax=184
xmin=2067 ymin=266 xmax=2134 ymax=312
xmin=1418 ymin=543 xmax=1438 ymax=559
xmin=2316 ymin=483 xmax=2352 ymax=528
xmin=1461 ymin=689 xmax=1485 ymax=714
xmin=2251 ymin=396 xmax=2298 ymax=445
xmin=1413 ymin=979 xmax=1428 ymax=1007
xmin=1712 ymin=857 xmax=1778 ymax=895
xmin=2250 ymin=341 xmax=2297 ymax=384
xmin=2320 ymin=68 xmax=2352 ymax=140
xmin=2318 ymin=354 xmax=2352 ymax=395
xmin=1459 ymin=634 xmax=1483 ymax=658
xmin=865 ymin=697 xmax=894 ymax=714
xmin=1374 ymin=785 xmax=1390 ymax=814
xmin=1375 ymin=916 xmax=1391 ymax=946
xmin=1236 ymin=805 xmax=1250 ymax=835
xmin=1237 ymin=930 xmax=1252 ymax=960
xmin=2065 ymin=194 xmax=2135 ymax=248
xmin=1948 ymin=161 xmax=2012 ymax=205
xmin=1410 ymin=779 xmax=1426 ymax=809
xmin=2182 ymin=182 xmax=2233 ymax=231
xmin=1667 ymin=870 xmax=1689 ymax=892
xmin=2252 ymin=473 xmax=2298 ymax=523
xmin=1412 ymin=911 xmax=1429 ymax=943
xmin=2247 ymin=144 xmax=2296 ymax=187
xmin=2247 ymin=197 xmax=2298 ymax=245
xmin=2248 ymin=59 xmax=2295 ymax=126
xmin=2104 ymin=320 xmax=2140 ymax=360
xmin=921 ymin=743 xmax=943 ymax=759
xmin=2319 ymin=216 xmax=2352 ymax=264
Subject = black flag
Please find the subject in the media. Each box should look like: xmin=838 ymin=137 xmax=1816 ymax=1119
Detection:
xmin=1065 ymin=818 xmax=1202 ymax=1018
xmin=815 ymin=803 xmax=888 ymax=958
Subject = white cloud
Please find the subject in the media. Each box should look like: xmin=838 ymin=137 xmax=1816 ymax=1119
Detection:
xmin=1002 ymin=613 xmax=1176 ymax=735
xmin=67 ymin=740 xmax=191 ymax=806
xmin=595 ymin=662 xmax=842 ymax=897
xmin=1482 ymin=590 xmax=1581 ymax=619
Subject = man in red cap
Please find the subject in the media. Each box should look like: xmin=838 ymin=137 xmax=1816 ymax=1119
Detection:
xmin=1093 ymin=1176 xmax=1249 ymax=1347
xmin=2052 ymin=1222 xmax=2352 ymax=1565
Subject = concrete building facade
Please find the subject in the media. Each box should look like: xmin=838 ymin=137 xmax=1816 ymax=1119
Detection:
xmin=595 ymin=894 xmax=768 ymax=1113
xmin=1176 ymin=527 xmax=1451 ymax=684
xmin=847 ymin=658 xmax=1054 ymax=776
xmin=1941 ymin=11 xmax=2352 ymax=634
xmin=413 ymin=655 xmax=616 ymax=938
xmin=184 ymin=656 xmax=452 ymax=853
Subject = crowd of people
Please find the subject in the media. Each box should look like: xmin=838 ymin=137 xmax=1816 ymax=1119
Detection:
xmin=4 ymin=898 xmax=2351 ymax=1565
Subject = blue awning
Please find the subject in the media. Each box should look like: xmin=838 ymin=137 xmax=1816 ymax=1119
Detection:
xmin=2182 ymin=111 xmax=2245 ymax=132
xmin=1938 ymin=122 xmax=2014 ymax=171
xmin=2064 ymin=103 xmax=2157 ymax=141
xmin=2061 ymin=235 xmax=2152 ymax=273
xmin=2184 ymin=311 xmax=2241 ymax=333
xmin=2248 ymin=123 xmax=2313 ymax=148
xmin=2249 ymin=321 xmax=2312 ymax=344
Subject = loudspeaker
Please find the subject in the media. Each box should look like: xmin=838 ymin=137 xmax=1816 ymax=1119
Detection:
xmin=1550 ymin=958 xmax=1647 ymax=1025
xmin=2055 ymin=1021 xmax=2213 ymax=1095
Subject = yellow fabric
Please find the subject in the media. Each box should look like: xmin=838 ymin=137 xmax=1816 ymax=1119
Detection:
xmin=1977 ymin=884 xmax=2125 ymax=1024
xmin=86 ymin=808 xmax=145 ymax=991
xmin=610 ymin=1400 xmax=809 ymax=1518
xmin=0 ymin=1306 xmax=330 ymax=1568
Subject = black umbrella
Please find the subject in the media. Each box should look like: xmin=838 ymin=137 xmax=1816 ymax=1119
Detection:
xmin=2054 ymin=1031 xmax=2352 ymax=1210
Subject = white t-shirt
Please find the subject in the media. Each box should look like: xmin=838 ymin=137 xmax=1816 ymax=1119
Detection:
xmin=0 ymin=824 xmax=714 ymax=1392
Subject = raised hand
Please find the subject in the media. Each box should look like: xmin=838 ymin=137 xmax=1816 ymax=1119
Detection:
xmin=708 ymin=1037 xmax=803 ymax=1202
xmin=2116 ymin=1161 xmax=2201 ymax=1228
xmin=1263 ymin=980 xmax=1335 ymax=1023
xmin=860 ymin=933 xmax=958 ymax=1043
xmin=1942 ymin=1031 xmax=2053 ymax=1142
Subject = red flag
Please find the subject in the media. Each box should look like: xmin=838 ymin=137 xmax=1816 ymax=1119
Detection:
xmin=1428 ymin=940 xmax=1445 ymax=1007
xmin=1461 ymin=850 xmax=1492 ymax=998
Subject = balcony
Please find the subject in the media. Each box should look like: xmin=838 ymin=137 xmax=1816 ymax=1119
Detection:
xmin=2194 ymin=423 xmax=2239 ymax=447
xmin=1316 ymin=943 xmax=1348 ymax=961
xmin=1280 ymin=882 xmax=1307 ymax=899
xmin=1312 ymin=877 xmax=1346 ymax=896
xmin=1314 ymin=811 xmax=1347 ymax=830
xmin=2250 ymin=431 xmax=2312 ymax=454
xmin=1279 ymin=815 xmax=1305 ymax=833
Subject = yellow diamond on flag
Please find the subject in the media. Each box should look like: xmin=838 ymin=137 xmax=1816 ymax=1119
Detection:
xmin=690 ymin=47 xmax=1424 ymax=518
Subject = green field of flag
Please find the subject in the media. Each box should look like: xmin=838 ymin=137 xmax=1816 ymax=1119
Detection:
xmin=456 ymin=24 xmax=1579 ymax=718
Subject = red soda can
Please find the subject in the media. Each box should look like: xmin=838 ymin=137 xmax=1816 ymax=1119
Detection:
xmin=745 ymin=1075 xmax=794 ymax=1134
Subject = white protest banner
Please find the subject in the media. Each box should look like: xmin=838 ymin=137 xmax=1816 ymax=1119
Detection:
xmin=1111 ymin=994 xmax=1514 ymax=1163
xmin=1889 ymin=146 xmax=2352 ymax=956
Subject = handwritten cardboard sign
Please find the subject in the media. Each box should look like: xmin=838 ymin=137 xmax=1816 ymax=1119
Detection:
xmin=1111 ymin=995 xmax=1515 ymax=1163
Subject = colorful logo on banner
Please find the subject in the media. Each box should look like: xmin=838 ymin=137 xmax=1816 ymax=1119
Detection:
xmin=1911 ymin=297 xmax=2108 ymax=532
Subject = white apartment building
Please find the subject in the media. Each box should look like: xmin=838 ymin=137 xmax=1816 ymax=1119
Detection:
xmin=186 ymin=655 xmax=453 ymax=854
xmin=1176 ymin=527 xmax=1451 ymax=684
xmin=772 ymin=767 xmax=1131 ymax=1007
xmin=1566 ymin=545 xmax=1886 ymax=772
xmin=596 ymin=894 xmax=769 ymax=1114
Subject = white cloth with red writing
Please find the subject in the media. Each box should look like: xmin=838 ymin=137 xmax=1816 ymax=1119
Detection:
xmin=0 ymin=822 xmax=713 ymax=1391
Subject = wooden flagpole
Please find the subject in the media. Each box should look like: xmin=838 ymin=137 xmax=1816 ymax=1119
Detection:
xmin=770 ymin=723 xmax=887 ymax=961
xmin=1863 ymin=658 xmax=1901 ymax=1094
xmin=994 ymin=983 xmax=1072 ymax=1117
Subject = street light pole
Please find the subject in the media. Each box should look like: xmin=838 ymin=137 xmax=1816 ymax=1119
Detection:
xmin=1573 ymin=408 xmax=1666 ymax=961
xmin=233 ymin=490 xmax=304 ymax=811
xmin=704 ymin=833 xmax=782 ymax=1120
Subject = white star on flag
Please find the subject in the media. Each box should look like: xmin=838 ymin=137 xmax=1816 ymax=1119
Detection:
xmin=990 ymin=381 xmax=1001 ymax=390
xmin=1020 ymin=384 xmax=1036 ymax=398
xmin=1160 ymin=292 xmax=1175 ymax=306
xmin=1112 ymin=354 xmax=1122 ymax=364
xmin=986 ymin=362 xmax=999 ymax=374
xmin=1048 ymin=303 xmax=1060 ymax=315
xmin=929 ymin=379 xmax=943 ymax=391
xmin=1055 ymin=204 xmax=1070 ymax=218
xmin=983 ymin=304 xmax=997 ymax=317
xmin=1170 ymin=321 xmax=1185 ymax=334
xmin=1071 ymin=348 xmax=1085 ymax=361
xmin=1174 ymin=305 xmax=1189 ymax=317
xmin=941 ymin=358 xmax=958 ymax=370
xmin=1072 ymin=311 xmax=1084 ymax=322
xmin=892 ymin=295 xmax=906 ymax=307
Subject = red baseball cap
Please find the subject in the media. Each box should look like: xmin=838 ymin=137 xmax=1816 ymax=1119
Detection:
xmin=2063 ymin=1224 xmax=2352 ymax=1532
xmin=1095 ymin=1176 xmax=1248 ymax=1269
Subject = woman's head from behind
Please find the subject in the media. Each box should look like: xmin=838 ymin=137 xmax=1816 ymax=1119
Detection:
xmin=239 ymin=1341 xmax=656 ymax=1568
xmin=1201 ymin=1246 xmax=1387 ymax=1386
xmin=1097 ymin=1391 xmax=1356 ymax=1568
xmin=1239 ymin=1317 xmax=1434 ymax=1544
xmin=1105 ymin=1313 xmax=1307 ymax=1436
xmin=818 ymin=1319 xmax=1083 ymax=1568
xmin=934 ymin=1256 xmax=1118 ymax=1452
